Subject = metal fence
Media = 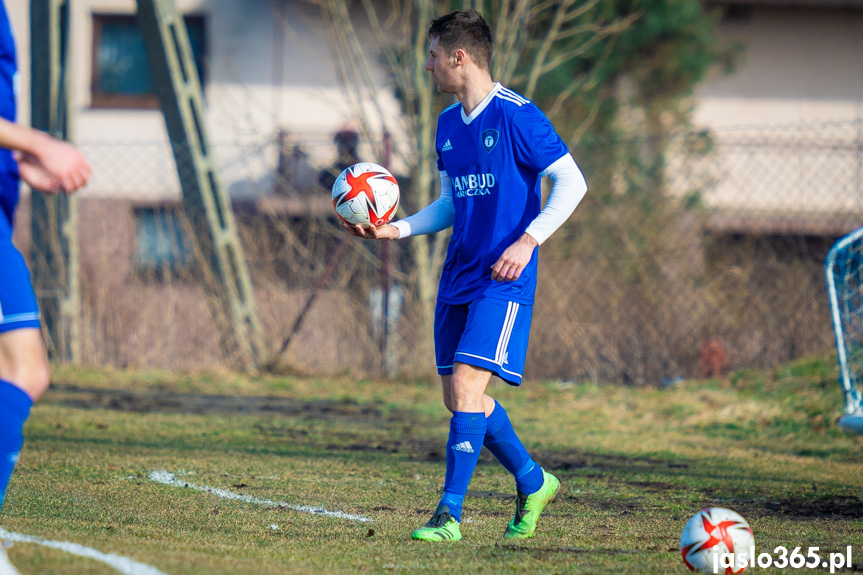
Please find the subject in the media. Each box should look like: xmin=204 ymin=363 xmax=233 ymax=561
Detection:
xmin=22 ymin=120 xmax=862 ymax=383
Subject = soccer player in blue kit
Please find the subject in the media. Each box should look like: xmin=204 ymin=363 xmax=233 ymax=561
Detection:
xmin=343 ymin=9 xmax=587 ymax=541
xmin=0 ymin=1 xmax=91 ymax=569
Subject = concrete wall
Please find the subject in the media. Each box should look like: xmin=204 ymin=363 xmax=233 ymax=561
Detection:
xmin=695 ymin=5 xmax=863 ymax=127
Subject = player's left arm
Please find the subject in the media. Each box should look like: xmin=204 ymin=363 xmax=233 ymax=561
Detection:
xmin=490 ymin=153 xmax=587 ymax=282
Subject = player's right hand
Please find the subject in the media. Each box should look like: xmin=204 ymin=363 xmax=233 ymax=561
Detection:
xmin=340 ymin=221 xmax=399 ymax=240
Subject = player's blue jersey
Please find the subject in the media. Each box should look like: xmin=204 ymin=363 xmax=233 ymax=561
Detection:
xmin=435 ymin=83 xmax=568 ymax=305
xmin=0 ymin=0 xmax=18 ymax=231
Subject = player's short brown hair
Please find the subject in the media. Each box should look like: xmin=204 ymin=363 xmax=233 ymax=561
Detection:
xmin=428 ymin=10 xmax=493 ymax=72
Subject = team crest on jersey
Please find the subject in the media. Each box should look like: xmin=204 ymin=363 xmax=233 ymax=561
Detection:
xmin=481 ymin=129 xmax=499 ymax=153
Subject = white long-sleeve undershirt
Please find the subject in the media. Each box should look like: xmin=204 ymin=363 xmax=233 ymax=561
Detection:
xmin=391 ymin=153 xmax=586 ymax=243
xmin=524 ymin=153 xmax=587 ymax=245
xmin=391 ymin=172 xmax=454 ymax=239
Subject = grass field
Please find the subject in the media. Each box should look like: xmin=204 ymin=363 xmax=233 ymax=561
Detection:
xmin=1 ymin=356 xmax=862 ymax=574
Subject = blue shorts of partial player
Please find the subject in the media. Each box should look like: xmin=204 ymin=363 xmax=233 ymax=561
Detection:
xmin=0 ymin=210 xmax=41 ymax=335
xmin=435 ymin=297 xmax=533 ymax=386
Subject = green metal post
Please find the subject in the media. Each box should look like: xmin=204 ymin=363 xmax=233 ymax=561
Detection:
xmin=29 ymin=0 xmax=80 ymax=362
xmin=136 ymin=0 xmax=264 ymax=370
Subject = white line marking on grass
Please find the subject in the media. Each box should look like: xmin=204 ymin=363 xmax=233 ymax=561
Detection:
xmin=0 ymin=528 xmax=167 ymax=575
xmin=148 ymin=470 xmax=373 ymax=523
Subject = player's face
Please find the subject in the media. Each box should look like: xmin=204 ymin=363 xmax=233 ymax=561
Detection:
xmin=425 ymin=37 xmax=458 ymax=94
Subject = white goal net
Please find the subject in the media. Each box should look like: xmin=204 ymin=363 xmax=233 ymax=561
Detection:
xmin=826 ymin=226 xmax=863 ymax=434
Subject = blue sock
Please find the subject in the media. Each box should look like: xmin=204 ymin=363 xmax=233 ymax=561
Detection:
xmin=484 ymin=400 xmax=544 ymax=494
xmin=0 ymin=380 xmax=33 ymax=510
xmin=440 ymin=411 xmax=486 ymax=522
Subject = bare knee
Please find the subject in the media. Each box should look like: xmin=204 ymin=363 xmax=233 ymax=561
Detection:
xmin=3 ymin=357 xmax=50 ymax=400
xmin=0 ymin=329 xmax=51 ymax=400
xmin=449 ymin=363 xmax=491 ymax=413
xmin=22 ymin=360 xmax=51 ymax=399
xmin=450 ymin=373 xmax=476 ymax=412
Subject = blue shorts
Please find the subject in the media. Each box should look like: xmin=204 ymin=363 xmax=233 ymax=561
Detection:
xmin=0 ymin=212 xmax=40 ymax=334
xmin=434 ymin=297 xmax=533 ymax=386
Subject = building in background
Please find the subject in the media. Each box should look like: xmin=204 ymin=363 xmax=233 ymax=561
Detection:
xmin=6 ymin=0 xmax=404 ymax=373
xmin=693 ymin=0 xmax=863 ymax=236
xmin=9 ymin=0 xmax=402 ymax=201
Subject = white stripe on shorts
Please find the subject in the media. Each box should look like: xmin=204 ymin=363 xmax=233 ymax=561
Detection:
xmin=494 ymin=302 xmax=519 ymax=365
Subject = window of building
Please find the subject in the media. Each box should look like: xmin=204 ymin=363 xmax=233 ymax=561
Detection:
xmin=134 ymin=205 xmax=190 ymax=279
xmin=91 ymin=14 xmax=206 ymax=109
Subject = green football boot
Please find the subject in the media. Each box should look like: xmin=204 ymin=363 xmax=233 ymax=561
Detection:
xmin=503 ymin=469 xmax=560 ymax=539
xmin=411 ymin=504 xmax=462 ymax=542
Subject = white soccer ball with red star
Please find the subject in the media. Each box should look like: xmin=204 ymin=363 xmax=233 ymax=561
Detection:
xmin=332 ymin=162 xmax=400 ymax=228
xmin=680 ymin=507 xmax=754 ymax=574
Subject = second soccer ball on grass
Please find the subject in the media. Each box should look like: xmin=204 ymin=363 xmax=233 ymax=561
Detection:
xmin=680 ymin=507 xmax=754 ymax=574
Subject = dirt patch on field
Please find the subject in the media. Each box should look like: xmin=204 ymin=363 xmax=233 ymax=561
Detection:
xmin=43 ymin=383 xmax=382 ymax=421
xmin=760 ymin=495 xmax=863 ymax=518
xmin=315 ymin=436 xmax=690 ymax=474
xmin=538 ymin=449 xmax=685 ymax=473
xmin=46 ymin=384 xmax=694 ymax=479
